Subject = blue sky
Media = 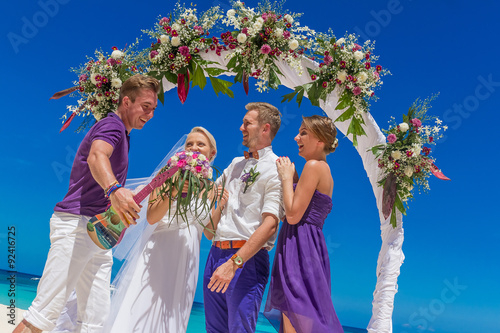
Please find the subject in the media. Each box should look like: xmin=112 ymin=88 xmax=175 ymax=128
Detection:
xmin=1 ymin=0 xmax=499 ymax=332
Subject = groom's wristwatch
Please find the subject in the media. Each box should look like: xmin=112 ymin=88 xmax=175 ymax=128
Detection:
xmin=231 ymin=254 xmax=244 ymax=269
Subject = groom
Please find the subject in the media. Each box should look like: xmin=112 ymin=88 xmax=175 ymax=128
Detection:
xmin=14 ymin=74 xmax=160 ymax=333
xmin=204 ymin=102 xmax=283 ymax=332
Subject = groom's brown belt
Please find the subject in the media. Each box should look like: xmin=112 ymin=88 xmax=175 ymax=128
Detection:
xmin=213 ymin=240 xmax=247 ymax=249
xmin=213 ymin=240 xmax=265 ymax=250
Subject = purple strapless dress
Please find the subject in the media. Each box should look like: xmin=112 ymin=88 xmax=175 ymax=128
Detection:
xmin=265 ymin=186 xmax=343 ymax=333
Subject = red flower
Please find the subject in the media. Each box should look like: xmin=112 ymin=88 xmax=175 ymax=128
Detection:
xmin=376 ymin=65 xmax=382 ymax=72
xmin=322 ymin=81 xmax=328 ymax=88
xmin=365 ymin=62 xmax=371 ymax=69
xmin=311 ymin=74 xmax=317 ymax=80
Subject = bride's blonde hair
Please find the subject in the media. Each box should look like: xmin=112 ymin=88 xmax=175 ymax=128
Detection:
xmin=188 ymin=126 xmax=217 ymax=161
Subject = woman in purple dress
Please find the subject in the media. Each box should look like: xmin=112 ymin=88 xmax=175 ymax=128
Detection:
xmin=265 ymin=115 xmax=343 ymax=333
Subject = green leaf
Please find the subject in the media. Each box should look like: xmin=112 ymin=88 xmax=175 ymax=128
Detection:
xmin=335 ymin=95 xmax=352 ymax=110
xmin=390 ymin=204 xmax=397 ymax=228
xmin=191 ymin=62 xmax=207 ymax=90
xmin=158 ymin=78 xmax=165 ymax=105
xmin=269 ymin=68 xmax=281 ymax=90
xmin=281 ymin=90 xmax=298 ymax=103
xmin=164 ymin=71 xmax=178 ymax=85
xmin=226 ymin=55 xmax=238 ymax=70
xmin=205 ymin=67 xmax=227 ymax=77
xmin=306 ymin=82 xmax=320 ymax=107
xmin=209 ymin=76 xmax=234 ymax=98
xmin=394 ymin=192 xmax=406 ymax=215
xmin=335 ymin=106 xmax=355 ymax=122
xmin=234 ymin=69 xmax=243 ymax=83
xmin=296 ymin=86 xmax=305 ymax=107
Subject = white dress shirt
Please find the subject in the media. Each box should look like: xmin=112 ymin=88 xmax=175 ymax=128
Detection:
xmin=214 ymin=146 xmax=283 ymax=250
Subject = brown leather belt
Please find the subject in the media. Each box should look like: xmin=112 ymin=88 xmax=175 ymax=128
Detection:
xmin=213 ymin=240 xmax=265 ymax=250
xmin=213 ymin=240 xmax=247 ymax=249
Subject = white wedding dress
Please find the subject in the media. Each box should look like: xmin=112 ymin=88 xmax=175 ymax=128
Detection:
xmin=104 ymin=199 xmax=210 ymax=333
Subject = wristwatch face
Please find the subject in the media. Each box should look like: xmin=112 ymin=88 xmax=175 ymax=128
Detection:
xmin=234 ymin=256 xmax=243 ymax=266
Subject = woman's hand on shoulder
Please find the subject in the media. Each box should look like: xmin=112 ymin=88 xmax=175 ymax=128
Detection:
xmin=276 ymin=157 xmax=295 ymax=182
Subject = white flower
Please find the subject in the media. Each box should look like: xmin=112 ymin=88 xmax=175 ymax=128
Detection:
xmin=412 ymin=145 xmax=422 ymax=156
xmin=91 ymin=73 xmax=99 ymax=85
xmin=227 ymin=9 xmax=236 ymax=17
xmin=256 ymin=17 xmax=264 ymax=24
xmin=111 ymin=50 xmax=124 ymax=60
xmin=337 ymin=70 xmax=347 ymax=83
xmin=237 ymin=33 xmax=247 ymax=43
xmin=288 ymin=39 xmax=299 ymax=50
xmin=172 ymin=23 xmax=181 ymax=31
xmin=336 ymin=37 xmax=345 ymax=45
xmin=404 ymin=166 xmax=413 ymax=177
xmin=284 ymin=14 xmax=293 ymax=23
xmin=358 ymin=71 xmax=368 ymax=83
xmin=95 ymin=94 xmax=104 ymax=102
xmin=253 ymin=21 xmax=262 ymax=30
xmin=160 ymin=34 xmax=170 ymax=44
xmin=171 ymin=36 xmax=181 ymax=47
xmin=274 ymin=28 xmax=283 ymax=38
xmin=391 ymin=150 xmax=402 ymax=160
xmin=354 ymin=51 xmax=364 ymax=61
xmin=399 ymin=122 xmax=409 ymax=132
xmin=111 ymin=78 xmax=122 ymax=89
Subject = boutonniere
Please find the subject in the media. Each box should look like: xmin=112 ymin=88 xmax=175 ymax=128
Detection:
xmin=240 ymin=166 xmax=260 ymax=193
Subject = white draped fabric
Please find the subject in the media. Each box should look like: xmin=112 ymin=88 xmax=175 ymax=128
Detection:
xmin=161 ymin=50 xmax=405 ymax=332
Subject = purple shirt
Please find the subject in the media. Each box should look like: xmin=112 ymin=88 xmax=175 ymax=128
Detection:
xmin=54 ymin=113 xmax=130 ymax=216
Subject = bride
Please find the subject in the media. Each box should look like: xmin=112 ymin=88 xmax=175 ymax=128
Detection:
xmin=104 ymin=126 xmax=226 ymax=333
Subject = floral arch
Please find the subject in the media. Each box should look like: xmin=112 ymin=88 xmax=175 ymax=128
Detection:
xmin=53 ymin=2 xmax=447 ymax=332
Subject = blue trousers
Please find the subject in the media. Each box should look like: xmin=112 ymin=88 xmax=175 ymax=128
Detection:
xmin=203 ymin=246 xmax=269 ymax=333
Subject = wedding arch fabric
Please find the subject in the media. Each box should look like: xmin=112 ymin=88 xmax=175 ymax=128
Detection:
xmin=162 ymin=50 xmax=404 ymax=333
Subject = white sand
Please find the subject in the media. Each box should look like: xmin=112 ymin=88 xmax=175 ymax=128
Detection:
xmin=1 ymin=305 xmax=49 ymax=333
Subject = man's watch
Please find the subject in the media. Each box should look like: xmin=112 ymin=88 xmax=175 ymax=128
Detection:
xmin=230 ymin=254 xmax=244 ymax=269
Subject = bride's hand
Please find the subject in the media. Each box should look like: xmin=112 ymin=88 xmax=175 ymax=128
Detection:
xmin=276 ymin=157 xmax=295 ymax=182
xmin=216 ymin=185 xmax=229 ymax=209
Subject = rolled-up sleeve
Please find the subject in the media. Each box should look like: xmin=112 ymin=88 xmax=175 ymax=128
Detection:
xmin=261 ymin=174 xmax=283 ymax=220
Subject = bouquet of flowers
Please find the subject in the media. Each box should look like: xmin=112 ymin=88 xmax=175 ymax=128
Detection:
xmin=54 ymin=42 xmax=148 ymax=132
xmin=283 ymin=32 xmax=389 ymax=146
xmin=370 ymin=96 xmax=449 ymax=228
xmin=221 ymin=0 xmax=315 ymax=93
xmin=144 ymin=3 xmax=233 ymax=103
xmin=154 ymin=150 xmax=219 ymax=224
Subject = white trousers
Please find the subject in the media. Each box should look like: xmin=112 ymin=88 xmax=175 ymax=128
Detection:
xmin=24 ymin=212 xmax=113 ymax=332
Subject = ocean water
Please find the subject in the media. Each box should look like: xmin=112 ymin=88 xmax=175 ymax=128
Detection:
xmin=1 ymin=270 xmax=366 ymax=332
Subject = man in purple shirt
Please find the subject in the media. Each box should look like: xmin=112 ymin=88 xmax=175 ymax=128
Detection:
xmin=14 ymin=74 xmax=160 ymax=333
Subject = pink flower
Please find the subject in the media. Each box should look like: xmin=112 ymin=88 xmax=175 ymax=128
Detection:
xmin=411 ymin=118 xmax=422 ymax=128
xmin=373 ymin=71 xmax=380 ymax=81
xmin=283 ymin=31 xmax=291 ymax=39
xmin=150 ymin=50 xmax=159 ymax=59
xmin=322 ymin=81 xmax=328 ymax=88
xmin=179 ymin=46 xmax=190 ymax=56
xmin=107 ymin=58 xmax=117 ymax=66
xmin=387 ymin=133 xmax=397 ymax=144
xmin=352 ymin=86 xmax=362 ymax=95
xmin=340 ymin=60 xmax=346 ymax=68
xmin=192 ymin=153 xmax=199 ymax=159
xmin=79 ymin=74 xmax=88 ymax=82
xmin=159 ymin=17 xmax=170 ymax=25
xmin=260 ymin=44 xmax=271 ymax=54
xmin=242 ymin=27 xmax=249 ymax=35
xmin=324 ymin=55 xmax=333 ymax=65
xmin=353 ymin=43 xmax=362 ymax=51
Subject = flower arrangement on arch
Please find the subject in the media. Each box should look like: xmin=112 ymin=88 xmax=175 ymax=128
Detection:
xmin=144 ymin=3 xmax=234 ymax=104
xmin=221 ymin=0 xmax=315 ymax=93
xmin=54 ymin=42 xmax=148 ymax=132
xmin=154 ymin=150 xmax=220 ymax=224
xmin=283 ymin=32 xmax=389 ymax=146
xmin=369 ymin=96 xmax=449 ymax=228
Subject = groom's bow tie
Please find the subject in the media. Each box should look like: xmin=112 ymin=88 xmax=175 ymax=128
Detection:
xmin=244 ymin=151 xmax=259 ymax=160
